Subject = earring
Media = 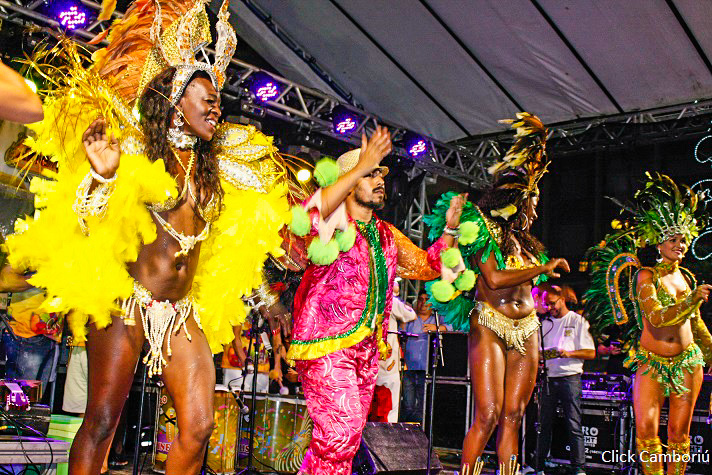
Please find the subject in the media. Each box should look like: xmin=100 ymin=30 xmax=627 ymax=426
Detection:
xmin=656 ymin=247 xmax=663 ymax=263
xmin=173 ymin=109 xmax=184 ymax=127
xmin=167 ymin=109 xmax=197 ymax=150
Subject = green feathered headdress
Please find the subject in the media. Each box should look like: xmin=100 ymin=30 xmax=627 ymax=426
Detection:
xmin=629 ymin=172 xmax=706 ymax=246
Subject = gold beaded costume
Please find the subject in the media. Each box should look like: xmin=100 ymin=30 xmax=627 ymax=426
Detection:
xmin=3 ymin=0 xmax=291 ymax=375
xmin=423 ymin=114 xmax=551 ymax=356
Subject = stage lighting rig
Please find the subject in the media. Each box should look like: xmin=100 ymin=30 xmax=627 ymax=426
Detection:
xmin=331 ymin=105 xmax=361 ymax=136
xmin=402 ymin=132 xmax=429 ymax=159
xmin=52 ymin=1 xmax=90 ymax=31
xmin=249 ymin=72 xmax=281 ymax=103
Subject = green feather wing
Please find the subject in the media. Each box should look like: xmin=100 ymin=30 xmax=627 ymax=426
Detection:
xmin=423 ymin=192 xmax=509 ymax=331
xmin=583 ymin=233 xmax=641 ymax=350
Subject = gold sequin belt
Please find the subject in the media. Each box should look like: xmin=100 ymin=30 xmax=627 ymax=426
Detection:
xmin=473 ymin=301 xmax=540 ymax=355
xmin=120 ymin=281 xmax=200 ymax=377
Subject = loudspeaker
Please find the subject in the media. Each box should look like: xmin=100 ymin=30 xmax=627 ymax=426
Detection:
xmin=423 ymin=379 xmax=471 ymax=451
xmin=426 ymin=332 xmax=469 ymax=379
xmin=352 ymin=422 xmax=442 ymax=474
xmin=524 ymin=396 xmax=630 ymax=471
xmin=658 ymin=409 xmax=712 ymax=475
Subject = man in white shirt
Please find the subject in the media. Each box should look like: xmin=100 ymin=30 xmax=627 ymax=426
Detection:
xmin=374 ymin=279 xmax=417 ymax=422
xmin=536 ymin=285 xmax=595 ymax=475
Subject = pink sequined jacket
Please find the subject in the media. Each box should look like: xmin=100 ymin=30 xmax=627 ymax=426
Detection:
xmin=287 ymin=209 xmax=446 ymax=363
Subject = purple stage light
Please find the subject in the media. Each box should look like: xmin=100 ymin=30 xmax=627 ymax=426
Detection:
xmin=335 ymin=117 xmax=357 ymax=134
xmin=332 ymin=105 xmax=360 ymax=135
xmin=57 ymin=4 xmax=88 ymax=30
xmin=250 ymin=72 xmax=280 ymax=102
xmin=403 ymin=132 xmax=428 ymax=159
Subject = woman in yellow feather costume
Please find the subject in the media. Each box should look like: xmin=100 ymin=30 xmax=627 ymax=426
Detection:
xmin=3 ymin=0 xmax=291 ymax=471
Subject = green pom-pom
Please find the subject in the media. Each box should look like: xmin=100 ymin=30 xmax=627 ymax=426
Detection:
xmin=334 ymin=225 xmax=357 ymax=252
xmin=308 ymin=237 xmax=340 ymax=265
xmin=289 ymin=206 xmax=311 ymax=236
xmin=313 ymin=158 xmax=340 ymax=187
xmin=431 ymin=280 xmax=456 ymax=302
xmin=459 ymin=221 xmax=479 ymax=246
xmin=441 ymin=248 xmax=461 ymax=269
xmin=455 ymin=270 xmax=476 ymax=291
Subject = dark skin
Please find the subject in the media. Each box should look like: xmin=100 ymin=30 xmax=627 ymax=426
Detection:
xmin=461 ymin=195 xmax=570 ymax=471
xmin=633 ymin=234 xmax=712 ymax=473
xmin=70 ymin=77 xmax=221 ymax=475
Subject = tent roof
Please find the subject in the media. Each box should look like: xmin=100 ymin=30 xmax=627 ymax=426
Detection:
xmin=232 ymin=0 xmax=712 ymax=142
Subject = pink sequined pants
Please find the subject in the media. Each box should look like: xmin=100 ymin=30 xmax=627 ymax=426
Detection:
xmin=295 ymin=336 xmax=379 ymax=475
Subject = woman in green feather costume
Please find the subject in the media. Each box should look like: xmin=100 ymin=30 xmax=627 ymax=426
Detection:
xmin=424 ymin=114 xmax=570 ymax=475
xmin=583 ymin=173 xmax=712 ymax=475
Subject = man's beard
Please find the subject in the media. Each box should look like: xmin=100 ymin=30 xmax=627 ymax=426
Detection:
xmin=355 ymin=191 xmax=386 ymax=210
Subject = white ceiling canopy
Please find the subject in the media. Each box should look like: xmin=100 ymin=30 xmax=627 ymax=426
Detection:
xmin=232 ymin=0 xmax=712 ymax=142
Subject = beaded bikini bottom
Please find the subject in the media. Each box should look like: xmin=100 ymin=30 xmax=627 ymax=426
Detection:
xmin=473 ymin=301 xmax=539 ymax=355
xmin=120 ymin=281 xmax=200 ymax=377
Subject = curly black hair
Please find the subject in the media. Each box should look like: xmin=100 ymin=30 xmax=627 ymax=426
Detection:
xmin=138 ymin=67 xmax=223 ymax=214
xmin=477 ymin=177 xmax=546 ymax=258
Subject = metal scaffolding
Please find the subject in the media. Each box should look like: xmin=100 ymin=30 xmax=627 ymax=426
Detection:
xmin=4 ymin=0 xmax=712 ymax=303
xmin=0 ymin=0 xmax=493 ymax=187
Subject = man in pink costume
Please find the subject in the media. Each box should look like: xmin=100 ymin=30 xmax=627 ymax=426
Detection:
xmin=287 ymin=127 xmax=465 ymax=475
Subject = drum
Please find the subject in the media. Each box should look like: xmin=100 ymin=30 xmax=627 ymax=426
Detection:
xmin=153 ymin=385 xmax=239 ymax=473
xmin=237 ymin=394 xmax=313 ymax=473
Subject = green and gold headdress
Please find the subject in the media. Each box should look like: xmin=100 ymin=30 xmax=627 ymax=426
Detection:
xmin=629 ymin=172 xmax=706 ymax=246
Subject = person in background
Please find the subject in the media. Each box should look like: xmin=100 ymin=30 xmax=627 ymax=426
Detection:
xmin=401 ymin=290 xmax=451 ymax=423
xmin=223 ymin=319 xmax=274 ymax=393
xmin=0 ymin=264 xmax=62 ymax=399
xmin=373 ymin=278 xmax=416 ymax=422
xmin=536 ymin=285 xmax=595 ymax=475
xmin=595 ymin=325 xmax=629 ymax=376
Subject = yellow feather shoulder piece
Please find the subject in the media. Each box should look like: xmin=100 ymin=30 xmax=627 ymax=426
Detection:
xmin=194 ymin=181 xmax=290 ymax=353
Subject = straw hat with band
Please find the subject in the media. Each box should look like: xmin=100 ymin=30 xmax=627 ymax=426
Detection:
xmin=336 ymin=149 xmax=389 ymax=178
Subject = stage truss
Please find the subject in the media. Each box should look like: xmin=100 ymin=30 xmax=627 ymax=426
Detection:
xmin=3 ymin=0 xmax=712 ymax=301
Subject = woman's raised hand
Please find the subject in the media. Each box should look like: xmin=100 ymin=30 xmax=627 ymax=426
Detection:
xmin=82 ymin=118 xmax=120 ymax=179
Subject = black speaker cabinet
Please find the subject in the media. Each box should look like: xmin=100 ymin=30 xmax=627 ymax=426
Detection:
xmin=352 ymin=422 xmax=442 ymax=474
xmin=657 ymin=409 xmax=712 ymax=475
xmin=426 ymin=332 xmax=469 ymax=379
xmin=422 ymin=379 xmax=471 ymax=451
xmin=0 ymin=403 xmax=50 ymax=436
xmin=525 ymin=396 xmax=631 ymax=472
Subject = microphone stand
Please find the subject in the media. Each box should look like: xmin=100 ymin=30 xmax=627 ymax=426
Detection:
xmin=533 ymin=315 xmax=550 ymax=474
xmin=237 ymin=308 xmax=264 ymax=475
xmin=426 ymin=311 xmax=444 ymax=474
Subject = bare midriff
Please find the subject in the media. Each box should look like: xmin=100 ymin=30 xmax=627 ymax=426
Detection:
xmin=639 ymin=320 xmax=693 ymax=357
xmin=639 ymin=271 xmax=694 ymax=357
xmin=126 ymin=177 xmax=205 ymax=302
xmin=474 ymin=254 xmax=536 ymax=320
